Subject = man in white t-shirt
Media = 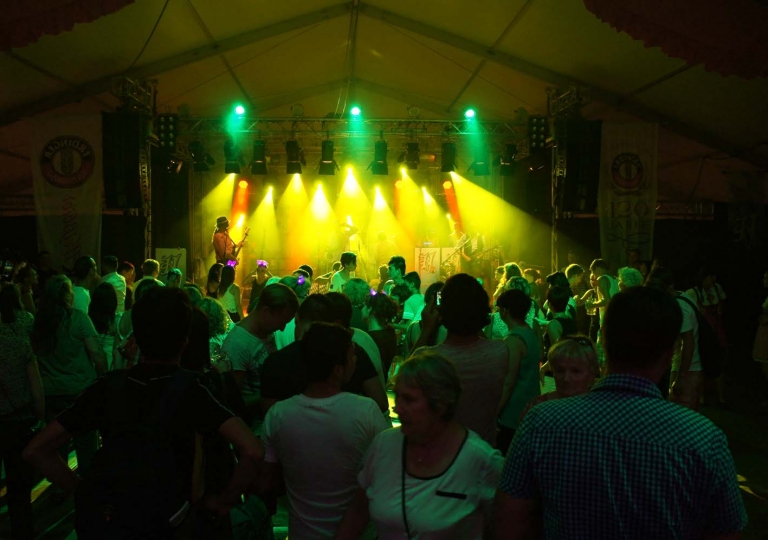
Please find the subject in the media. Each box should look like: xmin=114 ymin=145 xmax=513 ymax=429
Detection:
xmin=587 ymin=259 xmax=619 ymax=372
xmin=134 ymin=259 xmax=165 ymax=290
xmin=262 ymin=323 xmax=387 ymax=539
xmin=222 ymin=283 xmax=299 ymax=420
xmin=329 ymin=252 xmax=357 ymax=293
xmin=647 ymin=266 xmax=702 ymax=409
xmin=100 ymin=255 xmax=127 ymax=314
xmin=72 ymin=256 xmax=99 ymax=313
xmin=400 ymin=271 xmax=425 ymax=327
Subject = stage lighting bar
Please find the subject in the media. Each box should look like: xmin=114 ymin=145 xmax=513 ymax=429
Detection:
xmin=318 ymin=140 xmax=339 ymax=175
xmin=469 ymin=144 xmax=489 ymax=176
xmin=223 ymin=138 xmax=241 ymax=174
xmin=368 ymin=140 xmax=388 ymax=175
xmin=188 ymin=140 xmax=214 ymax=172
xmin=285 ymin=140 xmax=305 ymax=175
xmin=156 ymin=114 xmax=177 ymax=150
xmin=500 ymin=144 xmax=516 ymax=177
xmin=528 ymin=116 xmax=548 ymax=153
xmin=251 ymin=140 xmax=267 ymax=175
xmin=400 ymin=142 xmax=419 ymax=170
xmin=440 ymin=142 xmax=456 ymax=173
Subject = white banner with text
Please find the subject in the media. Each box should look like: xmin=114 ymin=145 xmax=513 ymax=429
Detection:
xmin=31 ymin=115 xmax=103 ymax=271
xmin=597 ymin=122 xmax=658 ymax=270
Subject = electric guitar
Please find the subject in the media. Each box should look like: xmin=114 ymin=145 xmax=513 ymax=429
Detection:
xmin=228 ymin=227 xmax=250 ymax=266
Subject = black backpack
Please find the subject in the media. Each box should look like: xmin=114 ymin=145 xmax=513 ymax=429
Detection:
xmin=676 ymin=295 xmax=724 ymax=378
xmin=75 ymin=369 xmax=195 ymax=539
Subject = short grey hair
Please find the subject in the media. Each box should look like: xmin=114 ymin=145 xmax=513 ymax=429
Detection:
xmin=618 ymin=267 xmax=644 ymax=289
xmin=394 ymin=351 xmax=462 ymax=421
xmin=548 ymin=338 xmax=599 ymax=376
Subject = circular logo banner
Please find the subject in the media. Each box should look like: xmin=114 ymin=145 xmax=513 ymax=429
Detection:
xmin=40 ymin=136 xmax=94 ymax=189
xmin=611 ymin=153 xmax=643 ymax=190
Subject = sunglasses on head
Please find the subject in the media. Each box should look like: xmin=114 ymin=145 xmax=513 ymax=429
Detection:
xmin=561 ymin=335 xmax=594 ymax=349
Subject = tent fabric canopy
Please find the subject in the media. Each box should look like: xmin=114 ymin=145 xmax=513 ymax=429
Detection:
xmin=1 ymin=0 xmax=136 ymax=52
xmin=0 ymin=0 xmax=766 ymax=207
xmin=583 ymin=0 xmax=768 ymax=80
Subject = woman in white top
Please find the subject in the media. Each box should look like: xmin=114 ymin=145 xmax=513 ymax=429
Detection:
xmin=335 ymin=351 xmax=503 ymax=540
xmin=217 ymin=265 xmax=243 ymax=322
xmin=87 ymin=282 xmax=119 ymax=370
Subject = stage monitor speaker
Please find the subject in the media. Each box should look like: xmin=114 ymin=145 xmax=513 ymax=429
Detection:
xmin=102 ymin=112 xmax=144 ymax=209
xmin=560 ymin=119 xmax=601 ymax=214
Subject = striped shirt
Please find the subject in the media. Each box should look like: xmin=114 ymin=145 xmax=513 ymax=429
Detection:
xmin=499 ymin=374 xmax=747 ymax=539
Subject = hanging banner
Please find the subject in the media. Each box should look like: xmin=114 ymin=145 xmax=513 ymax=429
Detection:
xmin=415 ymin=248 xmax=440 ymax=288
xmin=156 ymin=248 xmax=187 ymax=284
xmin=597 ymin=122 xmax=658 ymax=270
xmin=31 ymin=115 xmax=103 ymax=271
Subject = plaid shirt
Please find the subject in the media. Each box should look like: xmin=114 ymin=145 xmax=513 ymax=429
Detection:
xmin=499 ymin=374 xmax=748 ymax=539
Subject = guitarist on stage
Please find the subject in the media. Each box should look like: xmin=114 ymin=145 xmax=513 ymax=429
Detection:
xmin=212 ymin=216 xmax=244 ymax=264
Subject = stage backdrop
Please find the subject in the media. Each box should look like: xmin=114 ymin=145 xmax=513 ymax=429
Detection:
xmin=597 ymin=122 xmax=658 ymax=270
xmin=31 ymin=115 xmax=103 ymax=271
xmin=415 ymin=248 xmax=440 ymax=288
xmin=156 ymin=248 xmax=187 ymax=284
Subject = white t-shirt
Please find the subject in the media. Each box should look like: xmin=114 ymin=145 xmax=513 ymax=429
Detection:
xmin=673 ymin=294 xmax=701 ymax=372
xmin=359 ymin=428 xmax=503 ymax=540
xmin=263 ymin=392 xmax=388 ymax=540
xmin=275 ymin=317 xmax=296 ymax=351
xmin=221 ymin=325 xmax=276 ymax=394
xmin=685 ymin=284 xmax=726 ymax=308
xmin=329 ymin=272 xmax=349 ymax=292
xmin=403 ymin=293 xmax=425 ymax=322
xmin=597 ymin=274 xmax=620 ymax=323
xmin=72 ymin=286 xmax=90 ymax=314
xmin=102 ymin=272 xmax=127 ymax=314
xmin=352 ymin=328 xmax=385 ymax=388
xmin=419 ymin=341 xmax=508 ymax=446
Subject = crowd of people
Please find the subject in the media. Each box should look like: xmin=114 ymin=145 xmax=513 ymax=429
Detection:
xmin=0 ymin=247 xmax=762 ymax=539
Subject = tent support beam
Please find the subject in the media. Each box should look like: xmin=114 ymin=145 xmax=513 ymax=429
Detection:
xmin=359 ymin=3 xmax=768 ymax=170
xmin=446 ymin=0 xmax=535 ymax=112
xmin=183 ymin=0 xmax=255 ymax=112
xmin=0 ymin=2 xmax=352 ymax=127
xmin=251 ymin=79 xmax=348 ymax=114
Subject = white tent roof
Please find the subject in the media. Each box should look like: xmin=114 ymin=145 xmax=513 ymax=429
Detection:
xmin=1 ymin=0 xmax=766 ymax=206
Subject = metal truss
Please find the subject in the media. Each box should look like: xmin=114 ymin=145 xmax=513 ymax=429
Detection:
xmin=176 ymin=117 xmax=525 ymax=139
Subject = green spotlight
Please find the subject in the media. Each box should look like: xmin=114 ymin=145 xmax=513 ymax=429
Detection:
xmin=464 ymin=108 xmax=476 ymax=119
xmin=350 ymin=106 xmax=361 ymax=117
xmin=234 ymin=104 xmax=245 ymax=116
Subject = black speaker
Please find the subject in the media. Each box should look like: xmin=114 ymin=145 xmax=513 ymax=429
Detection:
xmin=102 ymin=112 xmax=145 ymax=209
xmin=560 ymin=119 xmax=601 ymax=214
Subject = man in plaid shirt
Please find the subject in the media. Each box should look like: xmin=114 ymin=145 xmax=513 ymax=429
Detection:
xmin=494 ymin=287 xmax=747 ymax=540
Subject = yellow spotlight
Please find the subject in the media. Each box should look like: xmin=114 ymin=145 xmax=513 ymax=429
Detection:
xmin=400 ymin=167 xmax=407 ymax=175
xmin=346 ymin=215 xmax=354 ymax=225
xmin=343 ymin=169 xmax=361 ymax=196
xmin=236 ymin=214 xmax=245 ymax=227
xmin=311 ymin=184 xmax=331 ymax=219
xmin=443 ymin=180 xmax=453 ymax=189
xmin=291 ymin=173 xmax=303 ymax=192
xmin=395 ymin=179 xmax=404 ymax=189
xmin=238 ymin=180 xmax=248 ymax=189
xmin=446 ymin=213 xmax=452 ymax=220
xmin=374 ymin=187 xmax=387 ymax=210
xmin=265 ymin=186 xmax=274 ymax=204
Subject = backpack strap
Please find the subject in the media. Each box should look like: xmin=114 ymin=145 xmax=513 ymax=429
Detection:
xmin=676 ymin=293 xmax=701 ymax=315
